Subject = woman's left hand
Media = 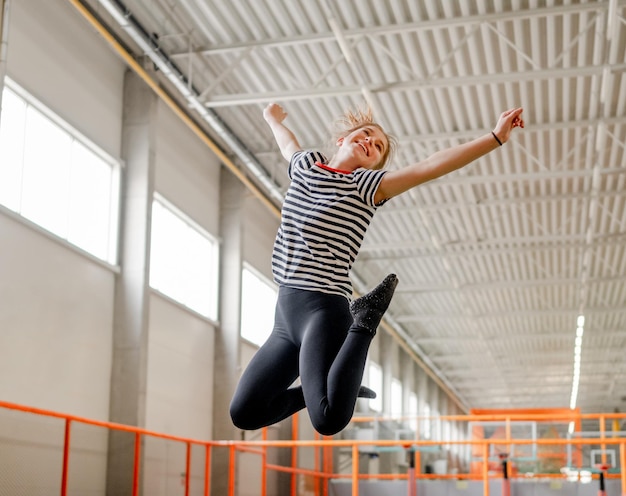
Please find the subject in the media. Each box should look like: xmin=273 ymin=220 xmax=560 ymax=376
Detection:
xmin=493 ymin=107 xmax=525 ymax=145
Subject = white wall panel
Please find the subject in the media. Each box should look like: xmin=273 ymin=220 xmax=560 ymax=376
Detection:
xmin=146 ymin=294 xmax=215 ymax=440
xmin=154 ymin=100 xmax=221 ymax=236
xmin=0 ymin=212 xmax=114 ymax=416
xmin=0 ymin=213 xmax=113 ymax=495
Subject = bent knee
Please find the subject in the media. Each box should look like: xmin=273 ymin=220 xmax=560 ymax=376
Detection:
xmin=310 ymin=412 xmax=352 ymax=437
xmin=230 ymin=399 xmax=258 ymax=431
xmin=311 ymin=420 xmax=346 ymax=437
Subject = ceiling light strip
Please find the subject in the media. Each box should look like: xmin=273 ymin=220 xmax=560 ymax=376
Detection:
xmin=570 ymin=315 xmax=585 ymax=409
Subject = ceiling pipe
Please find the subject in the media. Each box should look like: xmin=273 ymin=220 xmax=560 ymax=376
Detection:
xmin=69 ymin=0 xmax=283 ymax=215
xmin=99 ymin=0 xmax=284 ymax=204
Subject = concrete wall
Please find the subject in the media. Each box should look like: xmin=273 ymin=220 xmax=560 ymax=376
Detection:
xmin=0 ymin=210 xmax=115 ymax=495
xmin=0 ymin=0 xmax=124 ymax=493
xmin=1 ymin=0 xmax=229 ymax=494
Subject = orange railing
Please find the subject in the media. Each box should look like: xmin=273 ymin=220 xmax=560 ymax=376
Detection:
xmin=1 ymin=399 xmax=626 ymax=496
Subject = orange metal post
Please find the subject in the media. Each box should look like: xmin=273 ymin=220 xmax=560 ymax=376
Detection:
xmin=262 ymin=427 xmax=268 ymax=496
xmin=352 ymin=444 xmax=359 ymax=496
xmin=314 ymin=431 xmax=321 ymax=496
xmin=621 ymin=443 xmax=626 ymax=496
xmin=228 ymin=445 xmax=236 ymax=496
xmin=60 ymin=419 xmax=71 ymax=496
xmin=185 ymin=442 xmax=191 ymax=496
xmin=204 ymin=445 xmax=211 ymax=496
xmin=292 ymin=413 xmax=299 ymax=495
xmin=415 ymin=450 xmax=421 ymax=478
xmin=132 ymin=433 xmax=141 ymax=496
xmin=323 ymin=436 xmax=333 ymax=496
xmin=601 ymin=415 xmax=609 ymax=467
xmin=482 ymin=443 xmax=489 ymax=496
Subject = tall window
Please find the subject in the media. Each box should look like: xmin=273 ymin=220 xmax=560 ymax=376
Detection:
xmin=149 ymin=196 xmax=219 ymax=320
xmin=422 ymin=403 xmax=432 ymax=440
xmin=368 ymin=362 xmax=383 ymax=413
xmin=408 ymin=392 xmax=418 ymax=432
xmin=391 ymin=377 xmax=403 ymax=417
xmin=0 ymin=80 xmax=120 ymax=263
xmin=240 ymin=265 xmax=277 ymax=346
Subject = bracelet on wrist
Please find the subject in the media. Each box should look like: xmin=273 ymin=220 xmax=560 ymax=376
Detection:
xmin=491 ymin=131 xmax=503 ymax=146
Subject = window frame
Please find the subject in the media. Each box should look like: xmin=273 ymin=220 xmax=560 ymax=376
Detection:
xmin=367 ymin=361 xmax=383 ymax=413
xmin=239 ymin=263 xmax=278 ymax=347
xmin=149 ymin=194 xmax=220 ymax=321
xmin=0 ymin=77 xmax=121 ymax=265
xmin=390 ymin=376 xmax=403 ymax=417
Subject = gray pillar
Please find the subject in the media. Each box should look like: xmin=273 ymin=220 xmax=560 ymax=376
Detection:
xmin=212 ymin=168 xmax=244 ymax=495
xmin=106 ymin=69 xmax=156 ymax=496
xmin=0 ymin=0 xmax=11 ymax=101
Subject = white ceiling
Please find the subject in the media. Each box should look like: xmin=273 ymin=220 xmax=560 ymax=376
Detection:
xmin=80 ymin=0 xmax=626 ymax=415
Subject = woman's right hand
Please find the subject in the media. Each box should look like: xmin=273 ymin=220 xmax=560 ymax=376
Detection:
xmin=263 ymin=103 xmax=288 ymax=124
xmin=263 ymin=103 xmax=301 ymax=161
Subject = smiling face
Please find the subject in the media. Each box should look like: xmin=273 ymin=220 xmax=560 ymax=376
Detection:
xmin=336 ymin=124 xmax=391 ymax=170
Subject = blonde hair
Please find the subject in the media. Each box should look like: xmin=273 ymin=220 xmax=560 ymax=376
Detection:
xmin=331 ymin=106 xmax=397 ymax=170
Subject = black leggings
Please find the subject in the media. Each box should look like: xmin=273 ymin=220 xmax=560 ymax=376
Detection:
xmin=229 ymin=286 xmax=373 ymax=436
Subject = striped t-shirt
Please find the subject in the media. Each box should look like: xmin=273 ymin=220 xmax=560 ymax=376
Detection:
xmin=272 ymin=150 xmax=387 ymax=299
